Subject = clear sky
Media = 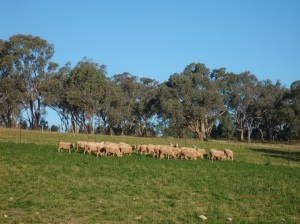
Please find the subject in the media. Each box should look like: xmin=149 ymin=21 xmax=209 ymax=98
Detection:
xmin=1 ymin=0 xmax=300 ymax=126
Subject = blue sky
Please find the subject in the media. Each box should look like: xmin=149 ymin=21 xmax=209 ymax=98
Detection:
xmin=1 ymin=0 xmax=300 ymax=126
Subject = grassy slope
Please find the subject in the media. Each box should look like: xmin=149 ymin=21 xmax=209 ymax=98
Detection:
xmin=0 ymin=128 xmax=300 ymax=223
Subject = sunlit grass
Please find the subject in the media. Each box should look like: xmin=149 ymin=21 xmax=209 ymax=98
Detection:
xmin=1 ymin=127 xmax=299 ymax=167
xmin=0 ymin=141 xmax=299 ymax=223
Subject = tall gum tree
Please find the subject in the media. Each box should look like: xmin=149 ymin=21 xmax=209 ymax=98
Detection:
xmin=158 ymin=63 xmax=225 ymax=141
xmin=9 ymin=34 xmax=57 ymax=130
xmin=0 ymin=39 xmax=23 ymax=128
xmin=65 ymin=59 xmax=106 ymax=133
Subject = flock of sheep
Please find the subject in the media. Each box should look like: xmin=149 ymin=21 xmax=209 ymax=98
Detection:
xmin=58 ymin=141 xmax=234 ymax=161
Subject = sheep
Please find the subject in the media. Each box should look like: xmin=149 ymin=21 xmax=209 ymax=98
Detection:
xmin=209 ymin=149 xmax=226 ymax=161
xmin=119 ymin=142 xmax=133 ymax=156
xmin=171 ymin=146 xmax=182 ymax=159
xmin=224 ymin=148 xmax=234 ymax=161
xmin=138 ymin=144 xmax=148 ymax=155
xmin=180 ymin=147 xmax=200 ymax=160
xmin=58 ymin=141 xmax=73 ymax=153
xmin=103 ymin=142 xmax=122 ymax=157
xmin=196 ymin=148 xmax=207 ymax=159
xmin=154 ymin=145 xmax=162 ymax=158
xmin=76 ymin=141 xmax=88 ymax=152
xmin=146 ymin=144 xmax=157 ymax=157
xmin=84 ymin=142 xmax=105 ymax=157
xmin=169 ymin=143 xmax=179 ymax=148
xmin=158 ymin=146 xmax=176 ymax=159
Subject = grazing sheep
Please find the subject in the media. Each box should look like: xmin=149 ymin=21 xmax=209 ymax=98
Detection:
xmin=119 ymin=142 xmax=133 ymax=156
xmin=170 ymin=143 xmax=179 ymax=148
xmin=76 ymin=141 xmax=88 ymax=152
xmin=84 ymin=142 xmax=105 ymax=157
xmin=196 ymin=148 xmax=207 ymax=159
xmin=103 ymin=142 xmax=122 ymax=157
xmin=58 ymin=142 xmax=73 ymax=153
xmin=146 ymin=144 xmax=157 ymax=157
xmin=209 ymin=149 xmax=226 ymax=161
xmin=224 ymin=148 xmax=234 ymax=161
xmin=138 ymin=145 xmax=148 ymax=155
xmin=159 ymin=146 xmax=176 ymax=159
xmin=180 ymin=147 xmax=200 ymax=160
xmin=154 ymin=145 xmax=162 ymax=158
xmin=171 ymin=146 xmax=182 ymax=159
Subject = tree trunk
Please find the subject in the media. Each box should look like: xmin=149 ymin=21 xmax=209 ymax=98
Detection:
xmin=257 ymin=127 xmax=265 ymax=142
xmin=247 ymin=130 xmax=251 ymax=143
xmin=87 ymin=118 xmax=93 ymax=134
xmin=188 ymin=120 xmax=206 ymax=141
xmin=240 ymin=129 xmax=244 ymax=142
xmin=197 ymin=131 xmax=206 ymax=141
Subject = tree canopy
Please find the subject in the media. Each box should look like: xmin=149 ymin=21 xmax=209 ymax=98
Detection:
xmin=1 ymin=34 xmax=299 ymax=142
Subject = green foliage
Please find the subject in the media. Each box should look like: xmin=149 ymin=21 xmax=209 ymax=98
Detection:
xmin=158 ymin=63 xmax=225 ymax=140
xmin=1 ymin=34 xmax=300 ymax=141
xmin=3 ymin=34 xmax=57 ymax=130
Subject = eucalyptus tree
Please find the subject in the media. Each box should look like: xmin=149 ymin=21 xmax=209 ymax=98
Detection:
xmin=64 ymin=59 xmax=106 ymax=133
xmin=288 ymin=80 xmax=300 ymax=139
xmin=158 ymin=63 xmax=225 ymax=141
xmin=254 ymin=80 xmax=288 ymax=141
xmin=8 ymin=34 xmax=58 ymax=130
xmin=133 ymin=77 xmax=159 ymax=137
xmin=225 ymin=71 xmax=260 ymax=142
xmin=0 ymin=39 xmax=23 ymax=128
xmin=43 ymin=62 xmax=73 ymax=132
xmin=97 ymin=79 xmax=127 ymax=135
xmin=109 ymin=72 xmax=139 ymax=135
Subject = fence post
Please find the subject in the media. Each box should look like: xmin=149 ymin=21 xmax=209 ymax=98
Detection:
xmin=288 ymin=146 xmax=290 ymax=166
xmin=19 ymin=126 xmax=22 ymax=144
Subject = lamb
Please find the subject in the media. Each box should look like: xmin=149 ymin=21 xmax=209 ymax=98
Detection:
xmin=119 ymin=142 xmax=133 ymax=156
xmin=224 ymin=148 xmax=234 ymax=161
xmin=209 ymin=148 xmax=226 ymax=161
xmin=103 ymin=142 xmax=122 ymax=157
xmin=58 ymin=141 xmax=73 ymax=153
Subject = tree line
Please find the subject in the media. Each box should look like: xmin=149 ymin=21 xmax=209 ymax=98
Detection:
xmin=0 ymin=34 xmax=299 ymax=142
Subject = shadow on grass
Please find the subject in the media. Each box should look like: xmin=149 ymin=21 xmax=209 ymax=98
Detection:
xmin=250 ymin=148 xmax=300 ymax=163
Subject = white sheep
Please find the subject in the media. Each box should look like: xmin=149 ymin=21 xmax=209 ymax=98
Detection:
xmin=159 ymin=146 xmax=176 ymax=159
xmin=196 ymin=148 xmax=207 ymax=159
xmin=224 ymin=148 xmax=234 ymax=161
xmin=58 ymin=141 xmax=73 ymax=153
xmin=171 ymin=146 xmax=182 ymax=159
xmin=103 ymin=142 xmax=122 ymax=157
xmin=146 ymin=144 xmax=157 ymax=157
xmin=209 ymin=149 xmax=226 ymax=161
xmin=138 ymin=144 xmax=148 ymax=155
xmin=119 ymin=142 xmax=133 ymax=156
xmin=76 ymin=141 xmax=88 ymax=152
xmin=84 ymin=142 xmax=105 ymax=157
xmin=180 ymin=147 xmax=200 ymax=160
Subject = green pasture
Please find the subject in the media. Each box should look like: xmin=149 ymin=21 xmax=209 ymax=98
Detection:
xmin=0 ymin=128 xmax=299 ymax=223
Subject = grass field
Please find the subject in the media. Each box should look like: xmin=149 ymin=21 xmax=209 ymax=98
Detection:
xmin=0 ymin=128 xmax=300 ymax=223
